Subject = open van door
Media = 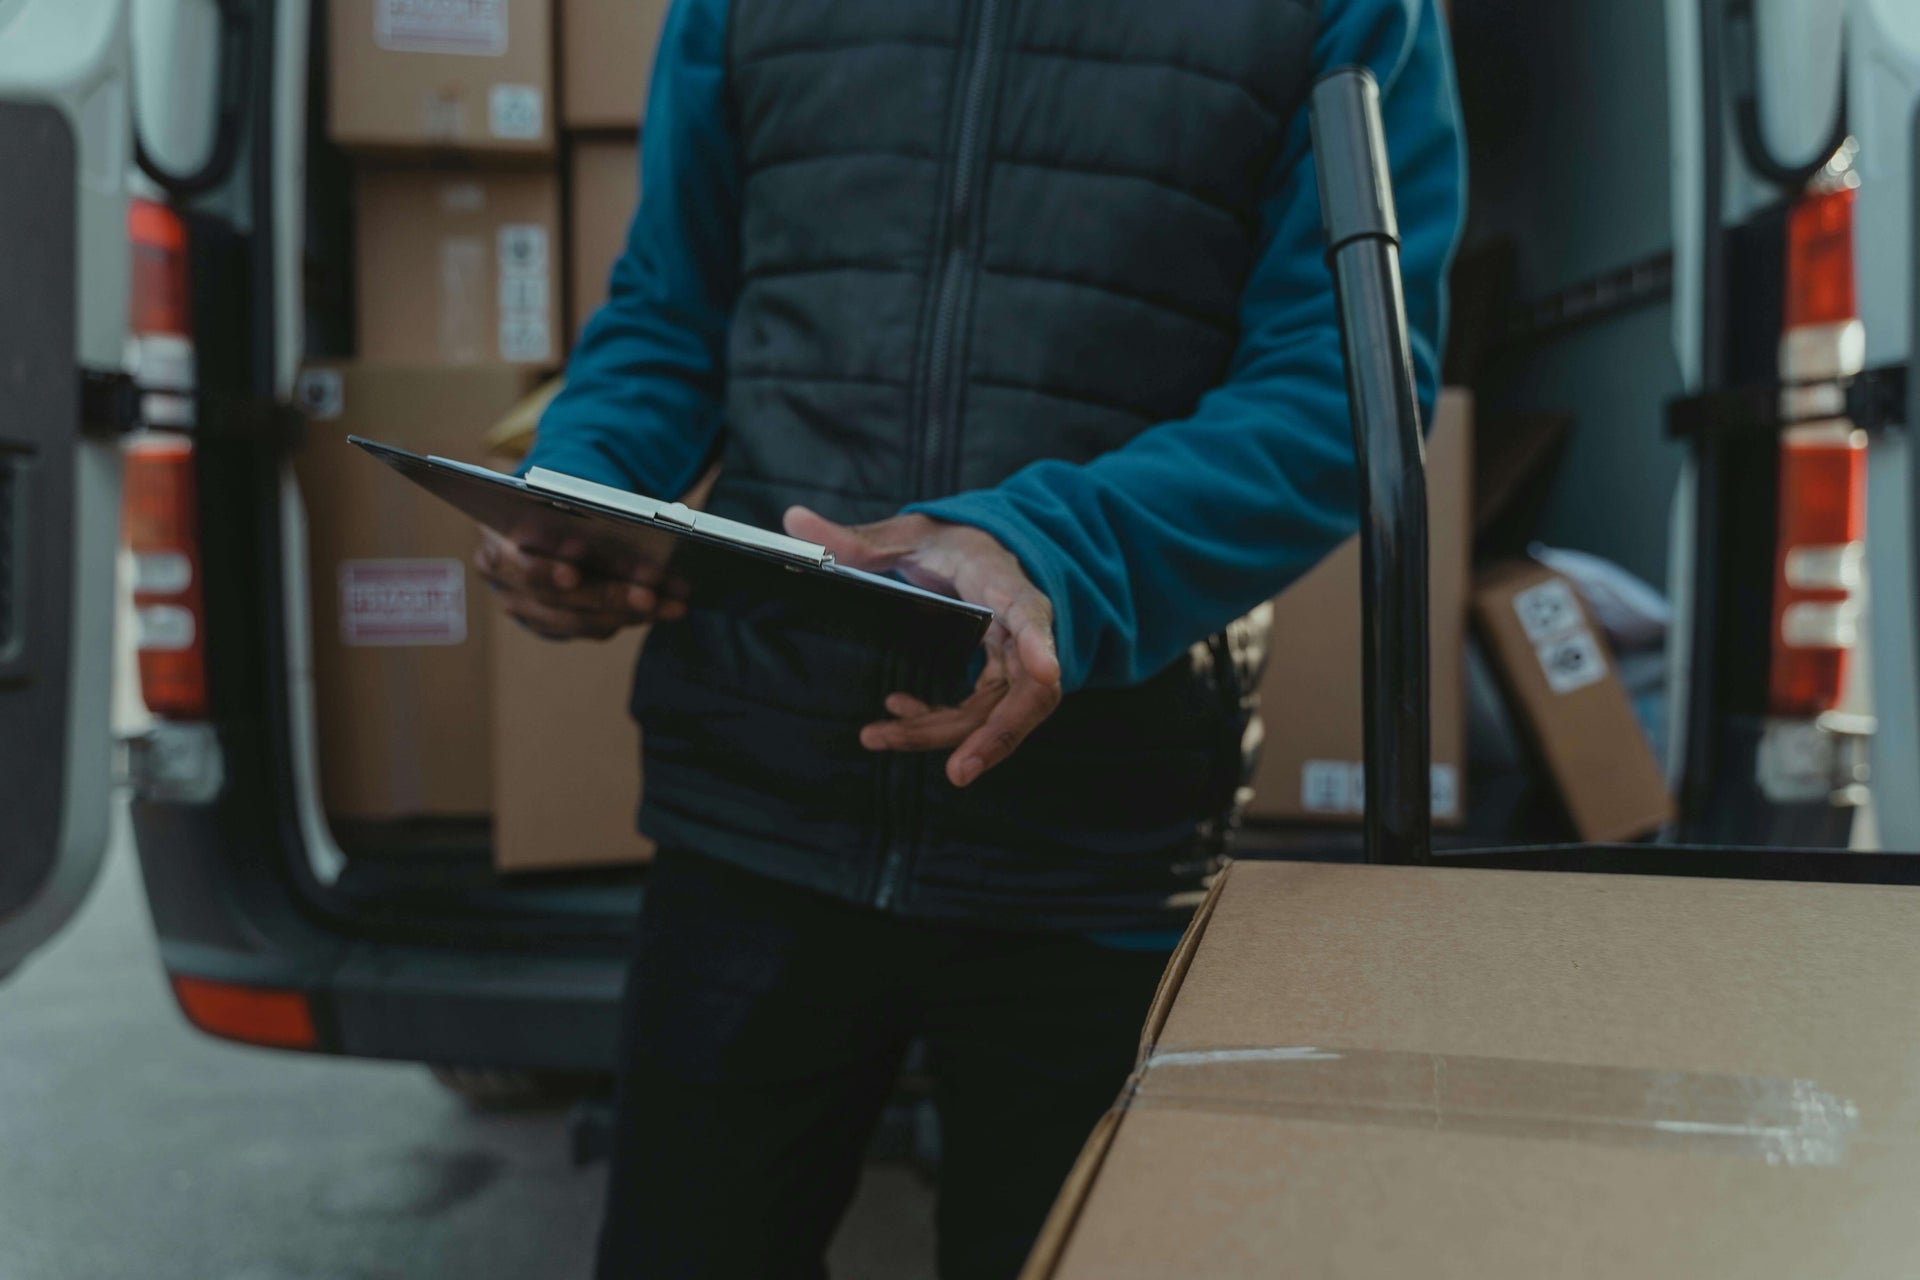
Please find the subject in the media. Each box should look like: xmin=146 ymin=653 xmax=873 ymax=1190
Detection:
xmin=1855 ymin=0 xmax=1920 ymax=850
xmin=0 ymin=0 xmax=130 ymax=977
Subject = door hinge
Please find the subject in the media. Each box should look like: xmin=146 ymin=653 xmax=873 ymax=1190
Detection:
xmin=119 ymin=722 xmax=226 ymax=804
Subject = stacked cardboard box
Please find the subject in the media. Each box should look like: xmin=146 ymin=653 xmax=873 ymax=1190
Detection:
xmin=305 ymin=1 xmax=658 ymax=871
xmin=295 ymin=363 xmax=538 ymax=822
xmin=557 ymin=0 xmax=661 ymax=339
xmin=1245 ymin=390 xmax=1472 ymax=827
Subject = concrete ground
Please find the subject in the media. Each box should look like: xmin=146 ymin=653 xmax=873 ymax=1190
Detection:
xmin=0 ymin=813 xmax=937 ymax=1280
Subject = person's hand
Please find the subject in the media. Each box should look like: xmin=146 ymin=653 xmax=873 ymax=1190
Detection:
xmin=474 ymin=528 xmax=687 ymax=641
xmin=782 ymin=507 xmax=1062 ymax=787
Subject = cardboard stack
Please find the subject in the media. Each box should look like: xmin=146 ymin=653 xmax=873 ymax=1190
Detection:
xmin=557 ymin=0 xmax=661 ymax=339
xmin=304 ymin=0 xmax=659 ymax=872
xmin=295 ymin=363 xmax=536 ymax=822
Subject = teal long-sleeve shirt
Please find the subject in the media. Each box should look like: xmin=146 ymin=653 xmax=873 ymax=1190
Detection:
xmin=527 ymin=0 xmax=1466 ymax=696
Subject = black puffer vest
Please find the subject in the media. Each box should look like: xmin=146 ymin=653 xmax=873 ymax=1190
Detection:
xmin=635 ymin=0 xmax=1316 ymax=931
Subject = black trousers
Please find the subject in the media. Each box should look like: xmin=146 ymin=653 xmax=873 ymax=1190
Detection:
xmin=594 ymin=848 xmax=1170 ymax=1280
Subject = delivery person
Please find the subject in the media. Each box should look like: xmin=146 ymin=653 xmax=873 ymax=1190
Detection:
xmin=478 ymin=0 xmax=1462 ymax=1274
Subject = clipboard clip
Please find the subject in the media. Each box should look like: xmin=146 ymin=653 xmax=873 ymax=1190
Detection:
xmin=523 ymin=467 xmax=833 ymax=568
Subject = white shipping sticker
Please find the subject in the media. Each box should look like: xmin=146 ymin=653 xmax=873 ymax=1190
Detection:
xmin=498 ymin=313 xmax=552 ymax=362
xmin=496 ymin=223 xmax=549 ymax=279
xmin=1430 ymin=763 xmax=1460 ymax=819
xmin=295 ymin=368 xmax=344 ymax=420
xmin=496 ymin=222 xmax=551 ymax=362
xmin=1301 ymin=760 xmax=1461 ymax=817
xmin=498 ymin=273 xmax=550 ymax=314
xmin=1301 ymin=759 xmax=1364 ymax=815
xmin=339 ymin=559 xmax=468 ymax=646
xmin=1535 ymin=627 xmax=1608 ymax=695
xmin=488 ymin=83 xmax=543 ymax=139
xmin=1512 ymin=577 xmax=1585 ymax=643
xmin=376 ymin=0 xmax=507 ymax=56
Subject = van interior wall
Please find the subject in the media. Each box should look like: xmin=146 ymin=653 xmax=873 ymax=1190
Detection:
xmin=1452 ymin=0 xmax=1686 ymax=586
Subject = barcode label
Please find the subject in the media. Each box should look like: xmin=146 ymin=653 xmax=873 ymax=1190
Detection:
xmin=1301 ymin=761 xmax=1460 ymax=818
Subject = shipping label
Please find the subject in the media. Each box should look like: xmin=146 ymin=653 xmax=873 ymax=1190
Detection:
xmin=1512 ymin=577 xmax=1584 ymax=643
xmin=496 ymin=223 xmax=552 ymax=362
xmin=376 ymin=0 xmax=507 ymax=56
xmin=1534 ymin=628 xmax=1608 ymax=695
xmin=1300 ymin=760 xmax=1460 ymax=818
xmin=488 ymin=83 xmax=543 ymax=139
xmin=339 ymin=559 xmax=468 ymax=646
xmin=1511 ymin=577 xmax=1609 ymax=695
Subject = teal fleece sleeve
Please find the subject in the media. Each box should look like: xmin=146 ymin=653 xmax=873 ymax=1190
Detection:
xmin=521 ymin=0 xmax=739 ymax=498
xmin=909 ymin=0 xmax=1465 ymax=693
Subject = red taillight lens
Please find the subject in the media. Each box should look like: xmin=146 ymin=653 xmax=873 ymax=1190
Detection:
xmin=124 ymin=434 xmax=209 ymax=718
xmin=128 ymin=198 xmax=191 ymax=338
xmin=1767 ymin=424 xmax=1867 ymax=718
xmin=1784 ymin=187 xmax=1857 ymax=331
xmin=170 ymin=975 xmax=319 ymax=1050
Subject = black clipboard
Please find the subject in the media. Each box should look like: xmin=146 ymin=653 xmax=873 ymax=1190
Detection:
xmin=350 ymin=437 xmax=994 ymax=670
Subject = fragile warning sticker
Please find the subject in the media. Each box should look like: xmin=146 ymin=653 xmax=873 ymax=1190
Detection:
xmin=339 ymin=559 xmax=467 ymax=646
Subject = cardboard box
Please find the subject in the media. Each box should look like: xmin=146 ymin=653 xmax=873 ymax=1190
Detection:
xmin=1473 ymin=559 xmax=1672 ymax=841
xmin=1245 ymin=389 xmax=1471 ymax=826
xmin=293 ymin=363 xmax=539 ymax=820
xmin=567 ymin=137 xmax=639 ymax=345
xmin=328 ymin=0 xmax=555 ymax=155
xmin=355 ymin=167 xmax=561 ymax=368
xmin=559 ymin=0 xmax=671 ymax=129
xmin=490 ymin=606 xmax=654 ymax=872
xmin=1028 ymin=859 xmax=1920 ymax=1280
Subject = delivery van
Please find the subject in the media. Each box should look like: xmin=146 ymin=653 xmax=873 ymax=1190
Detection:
xmin=1 ymin=0 xmax=1915 ymax=1095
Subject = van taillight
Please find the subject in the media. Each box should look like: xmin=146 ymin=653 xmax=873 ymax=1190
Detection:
xmin=124 ymin=435 xmax=209 ymax=719
xmin=128 ymin=198 xmax=190 ymax=338
xmin=1769 ymin=184 xmax=1866 ymax=719
xmin=170 ymin=975 xmax=318 ymax=1050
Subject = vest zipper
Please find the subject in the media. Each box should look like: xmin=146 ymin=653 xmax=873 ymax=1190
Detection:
xmin=875 ymin=0 xmax=1003 ymax=913
xmin=920 ymin=0 xmax=1000 ymax=502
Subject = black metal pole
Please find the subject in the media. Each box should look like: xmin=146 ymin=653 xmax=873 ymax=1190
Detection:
xmin=1310 ymin=67 xmax=1432 ymax=865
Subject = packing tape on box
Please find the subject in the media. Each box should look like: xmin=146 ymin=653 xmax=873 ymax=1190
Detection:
xmin=1127 ymin=1046 xmax=1859 ymax=1168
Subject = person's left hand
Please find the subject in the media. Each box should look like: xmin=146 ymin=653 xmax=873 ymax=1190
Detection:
xmin=782 ymin=507 xmax=1063 ymax=787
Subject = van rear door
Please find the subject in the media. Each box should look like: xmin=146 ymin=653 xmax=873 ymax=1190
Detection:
xmin=0 ymin=0 xmax=130 ymax=977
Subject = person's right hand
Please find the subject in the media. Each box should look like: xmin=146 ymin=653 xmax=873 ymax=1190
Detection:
xmin=474 ymin=528 xmax=687 ymax=641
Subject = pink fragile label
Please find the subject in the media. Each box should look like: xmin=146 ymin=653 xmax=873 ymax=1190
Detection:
xmin=339 ymin=558 xmax=467 ymax=646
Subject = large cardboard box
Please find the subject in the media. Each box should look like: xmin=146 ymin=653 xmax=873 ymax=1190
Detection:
xmin=328 ymin=0 xmax=555 ymax=155
xmin=490 ymin=609 xmax=654 ymax=873
xmin=567 ymin=137 xmax=638 ymax=345
xmin=294 ymin=363 xmax=539 ymax=819
xmin=1245 ymin=389 xmax=1471 ymax=826
xmin=1472 ymin=559 xmax=1673 ymax=841
xmin=1028 ymin=860 xmax=1920 ymax=1279
xmin=559 ymin=0 xmax=671 ymax=129
xmin=355 ymin=167 xmax=561 ymax=368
